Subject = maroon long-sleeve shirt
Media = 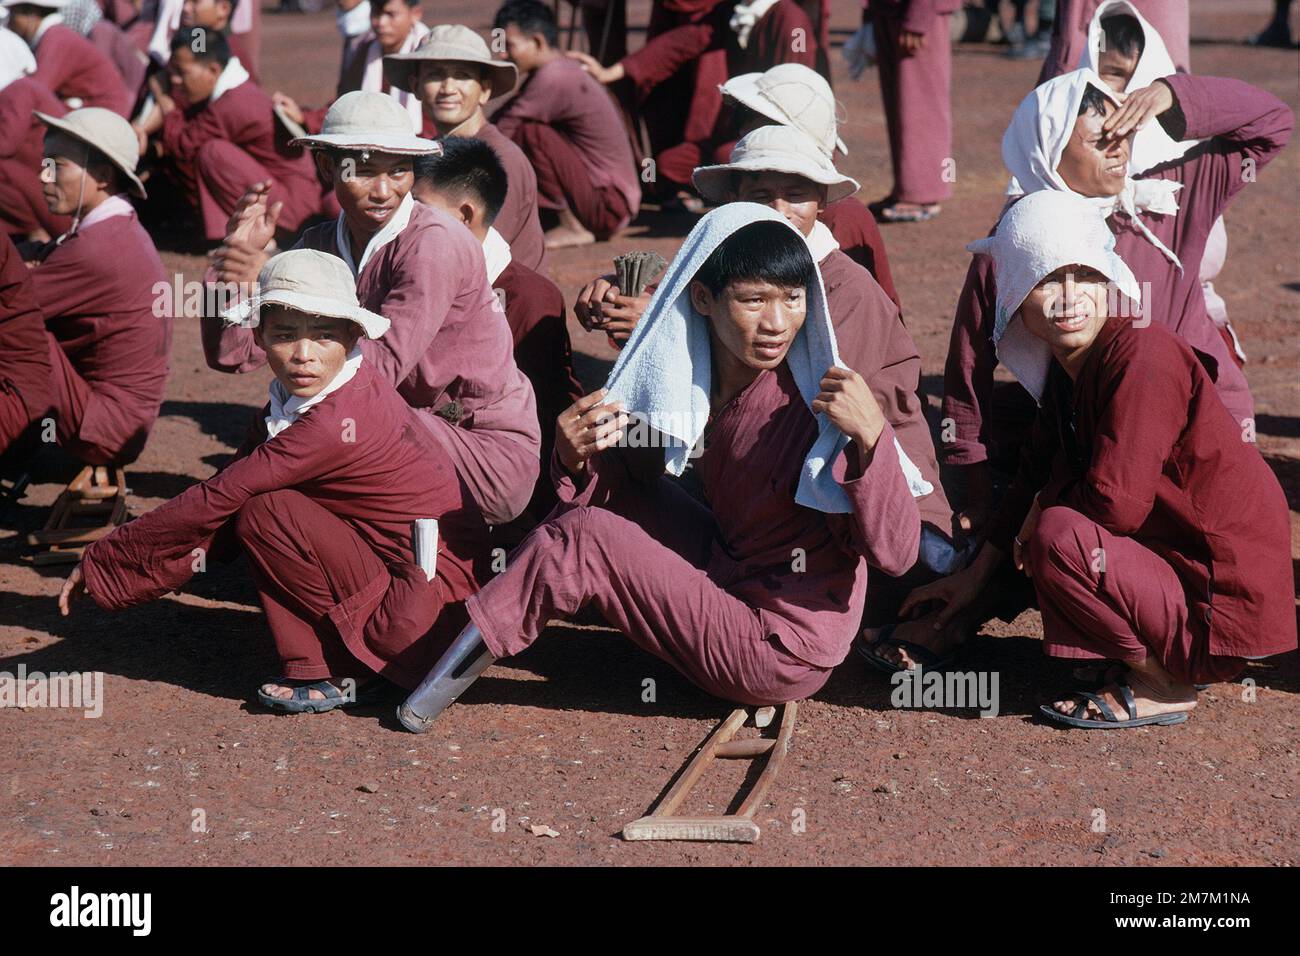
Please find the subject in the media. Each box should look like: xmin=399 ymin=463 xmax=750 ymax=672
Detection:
xmin=819 ymin=198 xmax=900 ymax=311
xmin=820 ymin=248 xmax=951 ymax=534
xmin=941 ymin=74 xmax=1293 ymax=466
xmin=31 ymin=23 xmax=133 ymax=117
xmin=29 ymin=208 xmax=170 ymax=465
xmin=556 ymin=360 xmax=921 ymax=669
xmin=160 ymin=79 xmax=322 ymax=231
xmin=79 ymin=360 xmax=490 ymax=687
xmin=986 ymin=319 xmax=1295 ymax=663
xmin=493 ymin=57 xmax=642 ymax=222
xmin=0 ymin=236 xmax=52 ymax=446
xmin=202 ymin=201 xmax=541 ymax=527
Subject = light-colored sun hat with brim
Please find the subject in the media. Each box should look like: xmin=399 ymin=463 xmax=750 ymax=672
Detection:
xmin=292 ymin=90 xmax=441 ymax=155
xmin=692 ymin=125 xmax=859 ymax=205
xmin=35 ymin=107 xmax=148 ymax=199
xmin=721 ymin=63 xmax=847 ymax=157
xmin=383 ymin=24 xmax=518 ymax=98
xmin=221 ymin=249 xmax=391 ymax=339
xmin=1 ymin=0 xmax=71 ymax=7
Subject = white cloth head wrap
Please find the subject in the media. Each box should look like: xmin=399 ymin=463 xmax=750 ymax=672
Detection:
xmin=968 ymin=190 xmax=1141 ymax=403
xmin=1003 ymin=68 xmax=1183 ymax=270
xmin=604 ymin=202 xmax=929 ymax=514
xmin=1079 ymin=0 xmax=1201 ymax=175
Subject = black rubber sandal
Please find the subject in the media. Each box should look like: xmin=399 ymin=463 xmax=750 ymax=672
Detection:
xmin=1039 ymin=682 xmax=1191 ymax=729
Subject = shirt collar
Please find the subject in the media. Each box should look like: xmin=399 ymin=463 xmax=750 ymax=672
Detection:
xmin=265 ymin=346 xmax=364 ymax=439
xmin=32 ymin=13 xmax=63 ymax=47
xmin=482 ymin=226 xmax=512 ymax=285
xmin=335 ymin=191 xmax=415 ymax=276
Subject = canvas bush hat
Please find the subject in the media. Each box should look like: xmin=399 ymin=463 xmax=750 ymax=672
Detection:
xmin=222 ymin=249 xmax=391 ymax=339
xmin=720 ymin=63 xmax=847 ymax=157
xmin=292 ymin=90 xmax=441 ymax=155
xmin=35 ymin=107 xmax=148 ymax=198
xmin=692 ymin=125 xmax=859 ymax=205
xmin=383 ymin=24 xmax=518 ymax=97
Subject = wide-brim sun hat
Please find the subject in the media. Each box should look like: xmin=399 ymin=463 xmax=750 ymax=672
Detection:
xmin=35 ymin=107 xmax=147 ymax=199
xmin=221 ymin=249 xmax=391 ymax=339
xmin=383 ymin=24 xmax=518 ymax=98
xmin=721 ymin=64 xmax=847 ymax=157
xmin=292 ymin=90 xmax=441 ymax=155
xmin=692 ymin=125 xmax=859 ymax=205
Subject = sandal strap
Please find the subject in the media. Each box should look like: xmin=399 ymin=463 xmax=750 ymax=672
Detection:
xmin=1118 ymin=682 xmax=1138 ymax=722
xmin=1074 ymin=690 xmax=1118 ymax=723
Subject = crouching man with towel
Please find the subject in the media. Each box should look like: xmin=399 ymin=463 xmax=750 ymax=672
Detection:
xmin=399 ymin=204 xmax=922 ymax=731
xmin=59 ymin=251 xmax=491 ymax=714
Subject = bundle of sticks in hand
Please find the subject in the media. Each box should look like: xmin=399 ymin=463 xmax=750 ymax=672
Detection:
xmin=602 ymin=251 xmax=667 ymax=348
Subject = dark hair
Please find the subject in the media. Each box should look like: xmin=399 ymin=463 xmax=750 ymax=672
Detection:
xmin=1100 ymin=14 xmax=1145 ymax=59
xmin=1078 ymin=84 xmax=1112 ymax=117
xmin=493 ymin=0 xmax=558 ymax=47
xmin=693 ymin=220 xmax=815 ymax=296
xmin=413 ymin=138 xmax=508 ymax=225
xmin=170 ymin=26 xmax=231 ymax=67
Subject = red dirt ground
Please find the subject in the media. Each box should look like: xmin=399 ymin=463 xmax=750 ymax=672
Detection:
xmin=1 ymin=0 xmax=1296 ymax=866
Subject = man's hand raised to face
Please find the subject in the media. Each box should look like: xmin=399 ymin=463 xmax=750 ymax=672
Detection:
xmin=1101 ymin=80 xmax=1175 ymax=144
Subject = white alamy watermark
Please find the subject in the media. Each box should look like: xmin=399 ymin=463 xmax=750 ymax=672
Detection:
xmin=0 ymin=665 xmax=104 ymax=718
xmin=50 ymin=886 xmax=151 ymax=936
xmin=151 ymin=276 xmax=258 ymax=319
xmin=890 ymin=665 xmax=1000 ymax=718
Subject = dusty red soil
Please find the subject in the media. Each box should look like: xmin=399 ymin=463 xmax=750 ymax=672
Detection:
xmin=1 ymin=0 xmax=1297 ymax=866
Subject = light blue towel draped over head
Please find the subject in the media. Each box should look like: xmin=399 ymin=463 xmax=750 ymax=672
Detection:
xmin=603 ymin=202 xmax=855 ymax=514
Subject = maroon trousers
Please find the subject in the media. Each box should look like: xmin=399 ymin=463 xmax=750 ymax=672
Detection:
xmin=506 ymin=120 xmax=632 ymax=239
xmin=192 ymin=140 xmax=317 ymax=241
xmin=1028 ymin=506 xmax=1245 ymax=685
xmin=467 ymin=477 xmax=830 ymax=706
xmin=873 ymin=11 xmax=954 ymax=205
xmin=48 ymin=337 xmax=148 ymax=466
xmin=234 ymin=489 xmax=468 ymax=688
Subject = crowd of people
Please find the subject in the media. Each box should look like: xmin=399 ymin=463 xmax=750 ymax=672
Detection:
xmin=0 ymin=0 xmax=1294 ymax=733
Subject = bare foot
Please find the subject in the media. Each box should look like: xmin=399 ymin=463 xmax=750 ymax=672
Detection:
xmin=544 ymin=208 xmax=596 ymax=249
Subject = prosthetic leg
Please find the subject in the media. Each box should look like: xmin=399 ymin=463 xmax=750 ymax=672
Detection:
xmin=397 ymin=623 xmax=497 ymax=733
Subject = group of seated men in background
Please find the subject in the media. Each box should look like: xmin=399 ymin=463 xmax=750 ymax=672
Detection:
xmin=0 ymin=1 xmax=1294 ymax=732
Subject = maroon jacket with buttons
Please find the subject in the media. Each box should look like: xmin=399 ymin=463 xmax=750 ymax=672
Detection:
xmin=987 ymin=318 xmax=1295 ymax=663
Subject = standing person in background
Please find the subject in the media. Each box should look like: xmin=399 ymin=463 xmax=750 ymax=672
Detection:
xmin=867 ymin=0 xmax=958 ymax=223
xmin=1250 ymin=0 xmax=1295 ymax=48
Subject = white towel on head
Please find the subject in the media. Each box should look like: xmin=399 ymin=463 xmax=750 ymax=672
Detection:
xmin=1003 ymin=68 xmax=1183 ymax=270
xmin=967 ymin=190 xmax=1141 ymax=403
xmin=1079 ymin=0 xmax=1201 ymax=175
xmin=604 ymin=202 xmax=929 ymax=514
